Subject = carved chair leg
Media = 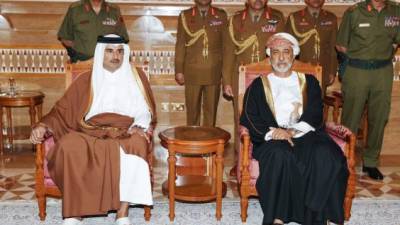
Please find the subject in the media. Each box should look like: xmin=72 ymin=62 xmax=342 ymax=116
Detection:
xmin=344 ymin=171 xmax=356 ymax=220
xmin=35 ymin=142 xmax=46 ymax=221
xmin=144 ymin=206 xmax=151 ymax=221
xmin=240 ymin=196 xmax=249 ymax=222
xmin=37 ymin=195 xmax=47 ymax=221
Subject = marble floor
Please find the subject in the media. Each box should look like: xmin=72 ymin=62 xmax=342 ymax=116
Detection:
xmin=0 ymin=141 xmax=399 ymax=202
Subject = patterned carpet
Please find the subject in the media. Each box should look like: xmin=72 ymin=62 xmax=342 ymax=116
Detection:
xmin=0 ymin=143 xmax=399 ymax=224
xmin=0 ymin=199 xmax=400 ymax=225
xmin=1 ymin=166 xmax=400 ymax=201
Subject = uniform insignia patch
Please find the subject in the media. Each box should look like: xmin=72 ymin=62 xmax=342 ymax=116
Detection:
xmin=299 ymin=21 xmax=309 ymax=26
xmin=321 ymin=21 xmax=333 ymax=26
xmin=261 ymin=24 xmax=277 ymax=33
xmin=102 ymin=18 xmax=117 ymax=26
xmin=384 ymin=16 xmax=400 ymax=27
xmin=358 ymin=23 xmax=370 ymax=27
xmin=267 ymin=19 xmax=278 ymax=24
xmin=210 ymin=20 xmax=223 ymax=26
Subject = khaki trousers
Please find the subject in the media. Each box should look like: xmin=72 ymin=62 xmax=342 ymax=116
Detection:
xmin=341 ymin=64 xmax=393 ymax=167
xmin=185 ymin=84 xmax=220 ymax=127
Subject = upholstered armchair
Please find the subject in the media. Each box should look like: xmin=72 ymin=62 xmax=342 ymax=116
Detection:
xmin=35 ymin=60 xmax=154 ymax=221
xmin=236 ymin=60 xmax=356 ymax=222
xmin=323 ymin=90 xmax=368 ymax=148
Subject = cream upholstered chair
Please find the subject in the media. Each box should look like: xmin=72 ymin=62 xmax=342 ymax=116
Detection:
xmin=236 ymin=59 xmax=357 ymax=222
xmin=35 ymin=60 xmax=153 ymax=221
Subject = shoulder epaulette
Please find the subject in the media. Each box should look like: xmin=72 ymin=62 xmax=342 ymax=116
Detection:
xmin=270 ymin=7 xmax=284 ymax=16
xmin=213 ymin=6 xmax=224 ymax=12
xmin=69 ymin=0 xmax=83 ymax=9
xmin=229 ymin=10 xmax=243 ymax=21
xmin=271 ymin=8 xmax=285 ymax=20
xmin=183 ymin=7 xmax=194 ymax=14
xmin=235 ymin=9 xmax=245 ymax=16
xmin=387 ymin=1 xmax=400 ymax=7
xmin=323 ymin=9 xmax=337 ymax=18
xmin=290 ymin=10 xmax=302 ymax=18
xmin=216 ymin=8 xmax=228 ymax=16
xmin=106 ymin=2 xmax=120 ymax=10
xmin=347 ymin=3 xmax=360 ymax=12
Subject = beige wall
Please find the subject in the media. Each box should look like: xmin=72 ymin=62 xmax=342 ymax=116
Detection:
xmin=0 ymin=1 xmax=399 ymax=156
xmin=0 ymin=1 xmax=349 ymax=45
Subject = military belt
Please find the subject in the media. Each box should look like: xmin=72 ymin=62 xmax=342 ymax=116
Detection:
xmin=66 ymin=47 xmax=91 ymax=63
xmin=348 ymin=58 xmax=392 ymax=70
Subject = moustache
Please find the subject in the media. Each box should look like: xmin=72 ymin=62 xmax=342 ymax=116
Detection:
xmin=110 ymin=59 xmax=120 ymax=63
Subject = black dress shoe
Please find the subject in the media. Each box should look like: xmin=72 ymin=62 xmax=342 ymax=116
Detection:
xmin=362 ymin=166 xmax=384 ymax=180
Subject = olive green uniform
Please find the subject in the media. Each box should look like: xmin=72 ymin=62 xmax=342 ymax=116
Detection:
xmin=337 ymin=0 xmax=400 ymax=167
xmin=58 ymin=0 xmax=129 ymax=62
xmin=222 ymin=7 xmax=285 ymax=153
xmin=175 ymin=6 xmax=228 ymax=126
xmin=286 ymin=8 xmax=338 ymax=93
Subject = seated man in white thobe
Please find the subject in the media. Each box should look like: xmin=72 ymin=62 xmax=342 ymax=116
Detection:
xmin=30 ymin=34 xmax=156 ymax=225
xmin=240 ymin=33 xmax=348 ymax=225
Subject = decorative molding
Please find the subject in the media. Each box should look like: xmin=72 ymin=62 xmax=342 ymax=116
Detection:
xmin=0 ymin=47 xmax=175 ymax=75
xmin=0 ymin=48 xmax=67 ymax=74
xmin=131 ymin=50 xmax=175 ymax=76
xmin=0 ymin=46 xmax=399 ymax=81
xmin=1 ymin=0 xmax=364 ymax=5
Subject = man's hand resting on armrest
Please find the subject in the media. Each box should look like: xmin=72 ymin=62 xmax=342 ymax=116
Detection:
xmin=30 ymin=125 xmax=48 ymax=144
xmin=128 ymin=126 xmax=150 ymax=143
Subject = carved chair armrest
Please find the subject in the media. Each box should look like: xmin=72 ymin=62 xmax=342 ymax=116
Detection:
xmin=35 ymin=143 xmax=45 ymax=171
xmin=35 ymin=135 xmax=55 ymax=175
xmin=332 ymin=90 xmax=342 ymax=98
xmin=239 ymin=125 xmax=250 ymax=137
xmin=325 ymin=122 xmax=356 ymax=168
xmin=240 ymin=131 xmax=251 ymax=170
xmin=146 ymin=127 xmax=154 ymax=139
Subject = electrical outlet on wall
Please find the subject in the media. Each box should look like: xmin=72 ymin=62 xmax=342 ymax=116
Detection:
xmin=161 ymin=102 xmax=170 ymax=112
xmin=171 ymin=102 xmax=185 ymax=112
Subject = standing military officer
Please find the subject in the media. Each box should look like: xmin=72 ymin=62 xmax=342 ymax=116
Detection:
xmin=222 ymin=0 xmax=285 ymax=176
xmin=58 ymin=0 xmax=129 ymax=63
xmin=175 ymin=0 xmax=227 ymax=126
xmin=285 ymin=0 xmax=337 ymax=94
xmin=337 ymin=0 xmax=400 ymax=180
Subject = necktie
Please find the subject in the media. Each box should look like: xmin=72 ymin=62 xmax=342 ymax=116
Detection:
xmin=312 ymin=13 xmax=318 ymax=27
xmin=201 ymin=11 xmax=206 ymax=19
xmin=253 ymin=15 xmax=259 ymax=23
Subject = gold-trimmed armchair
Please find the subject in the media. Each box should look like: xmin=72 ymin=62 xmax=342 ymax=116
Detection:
xmin=236 ymin=59 xmax=356 ymax=222
xmin=35 ymin=60 xmax=154 ymax=221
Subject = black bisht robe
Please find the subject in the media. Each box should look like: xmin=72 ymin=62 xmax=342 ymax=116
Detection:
xmin=240 ymin=73 xmax=349 ymax=225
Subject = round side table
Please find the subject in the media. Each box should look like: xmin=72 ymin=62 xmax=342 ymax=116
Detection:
xmin=159 ymin=126 xmax=231 ymax=221
xmin=0 ymin=91 xmax=45 ymax=154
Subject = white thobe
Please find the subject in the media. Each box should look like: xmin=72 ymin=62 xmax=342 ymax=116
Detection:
xmin=264 ymin=72 xmax=315 ymax=141
xmin=86 ymin=69 xmax=153 ymax=206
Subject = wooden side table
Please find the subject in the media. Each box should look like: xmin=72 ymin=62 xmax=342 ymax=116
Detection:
xmin=159 ymin=126 xmax=230 ymax=221
xmin=0 ymin=91 xmax=45 ymax=154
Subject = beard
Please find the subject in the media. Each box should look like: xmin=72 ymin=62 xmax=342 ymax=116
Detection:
xmin=272 ymin=61 xmax=292 ymax=73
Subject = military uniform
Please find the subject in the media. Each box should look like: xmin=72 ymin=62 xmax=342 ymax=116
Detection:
xmin=337 ymin=0 xmax=400 ymax=167
xmin=222 ymin=7 xmax=285 ymax=154
xmin=286 ymin=8 xmax=338 ymax=93
xmin=175 ymin=6 xmax=228 ymax=126
xmin=58 ymin=0 xmax=129 ymax=62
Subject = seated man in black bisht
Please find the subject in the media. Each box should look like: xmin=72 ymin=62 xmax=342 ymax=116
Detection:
xmin=240 ymin=32 xmax=349 ymax=225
